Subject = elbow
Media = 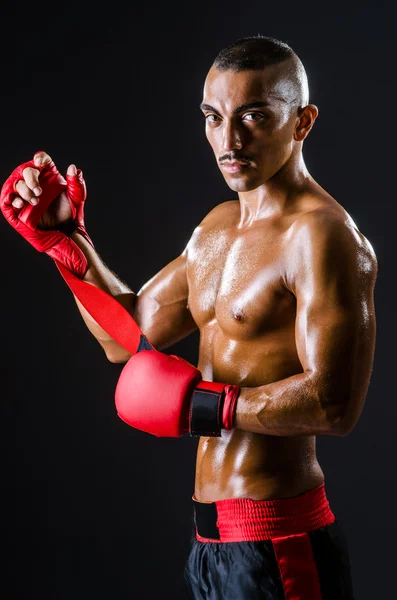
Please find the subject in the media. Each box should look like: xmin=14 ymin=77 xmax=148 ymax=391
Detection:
xmin=314 ymin=376 xmax=360 ymax=436
xmin=328 ymin=416 xmax=354 ymax=437
xmin=325 ymin=401 xmax=357 ymax=437
xmin=99 ymin=338 xmax=132 ymax=364
xmin=107 ymin=355 xmax=129 ymax=364
xmin=105 ymin=348 xmax=132 ymax=364
xmin=335 ymin=412 xmax=359 ymax=436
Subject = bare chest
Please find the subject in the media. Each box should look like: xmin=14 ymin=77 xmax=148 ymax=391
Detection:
xmin=186 ymin=223 xmax=295 ymax=338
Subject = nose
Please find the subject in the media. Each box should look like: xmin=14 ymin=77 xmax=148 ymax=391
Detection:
xmin=221 ymin=119 xmax=242 ymax=152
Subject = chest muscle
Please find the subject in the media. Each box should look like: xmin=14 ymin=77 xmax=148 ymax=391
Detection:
xmin=187 ymin=225 xmax=295 ymax=339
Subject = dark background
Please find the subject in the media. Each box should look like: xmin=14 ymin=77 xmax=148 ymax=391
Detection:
xmin=0 ymin=2 xmax=394 ymax=599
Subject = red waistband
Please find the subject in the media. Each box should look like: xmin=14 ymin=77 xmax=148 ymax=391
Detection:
xmin=193 ymin=483 xmax=335 ymax=543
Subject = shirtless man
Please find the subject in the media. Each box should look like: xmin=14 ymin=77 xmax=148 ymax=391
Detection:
xmin=1 ymin=36 xmax=377 ymax=599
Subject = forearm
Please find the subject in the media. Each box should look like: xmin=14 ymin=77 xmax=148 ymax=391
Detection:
xmin=69 ymin=234 xmax=197 ymax=360
xmin=234 ymin=371 xmax=351 ymax=437
xmin=71 ymin=231 xmax=137 ymax=361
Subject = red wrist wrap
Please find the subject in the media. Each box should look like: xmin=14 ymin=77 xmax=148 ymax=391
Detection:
xmin=222 ymin=384 xmax=240 ymax=430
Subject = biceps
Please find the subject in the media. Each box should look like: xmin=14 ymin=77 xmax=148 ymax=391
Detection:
xmin=295 ymin=296 xmax=375 ymax=404
xmin=134 ymin=254 xmax=197 ymax=349
xmin=297 ymin=301 xmax=355 ymax=371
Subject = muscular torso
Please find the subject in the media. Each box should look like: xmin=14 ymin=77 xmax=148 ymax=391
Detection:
xmin=186 ymin=183 xmax=351 ymax=501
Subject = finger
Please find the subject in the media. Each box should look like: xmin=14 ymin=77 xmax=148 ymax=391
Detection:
xmin=66 ymin=165 xmax=86 ymax=206
xmin=67 ymin=164 xmax=77 ymax=176
xmin=21 ymin=166 xmax=42 ymax=198
xmin=11 ymin=196 xmax=25 ymax=209
xmin=15 ymin=179 xmax=39 ymax=205
xmin=33 ymin=151 xmax=52 ymax=168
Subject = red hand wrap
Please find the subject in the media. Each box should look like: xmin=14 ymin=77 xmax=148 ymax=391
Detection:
xmin=0 ymin=157 xmax=93 ymax=277
xmin=1 ymin=153 xmax=149 ymax=357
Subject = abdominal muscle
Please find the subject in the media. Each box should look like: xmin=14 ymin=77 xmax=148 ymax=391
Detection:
xmin=193 ymin=327 xmax=325 ymax=502
xmin=194 ymin=430 xmax=325 ymax=502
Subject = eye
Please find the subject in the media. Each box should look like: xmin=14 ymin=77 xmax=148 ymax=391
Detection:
xmin=204 ymin=113 xmax=221 ymax=124
xmin=242 ymin=112 xmax=265 ymax=122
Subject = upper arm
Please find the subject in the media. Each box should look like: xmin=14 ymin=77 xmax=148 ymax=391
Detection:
xmin=134 ymin=247 xmax=198 ymax=350
xmin=286 ymin=210 xmax=378 ymax=432
xmin=133 ymin=201 xmax=237 ymax=351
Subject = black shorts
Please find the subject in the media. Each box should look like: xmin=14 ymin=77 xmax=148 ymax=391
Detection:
xmin=184 ymin=484 xmax=354 ymax=599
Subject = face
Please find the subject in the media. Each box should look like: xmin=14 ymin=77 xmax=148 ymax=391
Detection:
xmin=201 ymin=65 xmax=312 ymax=192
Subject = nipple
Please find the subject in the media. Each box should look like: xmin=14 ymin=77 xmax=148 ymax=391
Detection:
xmin=233 ymin=311 xmax=244 ymax=322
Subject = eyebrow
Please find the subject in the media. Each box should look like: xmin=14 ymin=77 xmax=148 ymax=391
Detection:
xmin=199 ymin=101 xmax=271 ymax=114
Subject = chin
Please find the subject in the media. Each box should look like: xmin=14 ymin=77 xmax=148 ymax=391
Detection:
xmin=224 ymin=174 xmax=262 ymax=193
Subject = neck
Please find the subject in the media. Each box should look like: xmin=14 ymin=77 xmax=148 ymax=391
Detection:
xmin=237 ymin=151 xmax=311 ymax=228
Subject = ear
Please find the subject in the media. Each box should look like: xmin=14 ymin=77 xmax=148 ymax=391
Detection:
xmin=294 ymin=104 xmax=319 ymax=142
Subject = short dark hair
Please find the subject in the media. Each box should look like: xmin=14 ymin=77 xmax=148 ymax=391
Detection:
xmin=213 ymin=35 xmax=295 ymax=71
xmin=212 ymin=35 xmax=309 ymax=107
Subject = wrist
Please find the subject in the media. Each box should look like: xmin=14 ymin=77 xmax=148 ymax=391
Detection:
xmin=71 ymin=227 xmax=94 ymax=248
xmin=69 ymin=231 xmax=95 ymax=278
xmin=71 ymin=229 xmax=87 ymax=244
xmin=233 ymin=387 xmax=258 ymax=430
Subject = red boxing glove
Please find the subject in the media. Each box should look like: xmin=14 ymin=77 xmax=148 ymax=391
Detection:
xmin=0 ymin=156 xmax=94 ymax=277
xmin=114 ymin=350 xmax=240 ymax=437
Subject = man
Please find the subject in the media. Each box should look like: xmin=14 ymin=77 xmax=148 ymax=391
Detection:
xmin=1 ymin=36 xmax=377 ymax=599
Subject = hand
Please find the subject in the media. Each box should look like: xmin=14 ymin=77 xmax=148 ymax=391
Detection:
xmin=11 ymin=151 xmax=74 ymax=230
xmin=1 ymin=150 xmax=92 ymax=277
xmin=114 ymin=349 xmax=240 ymax=438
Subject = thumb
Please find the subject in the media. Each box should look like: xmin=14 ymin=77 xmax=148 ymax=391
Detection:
xmin=67 ymin=164 xmax=77 ymax=176
xmin=33 ymin=150 xmax=52 ymax=168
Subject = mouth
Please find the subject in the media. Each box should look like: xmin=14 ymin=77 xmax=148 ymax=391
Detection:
xmin=220 ymin=161 xmax=251 ymax=173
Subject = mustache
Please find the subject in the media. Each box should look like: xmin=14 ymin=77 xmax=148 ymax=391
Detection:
xmin=218 ymin=152 xmax=253 ymax=164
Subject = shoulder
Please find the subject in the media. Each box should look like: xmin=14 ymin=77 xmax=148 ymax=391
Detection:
xmin=199 ymin=200 xmax=240 ymax=226
xmin=189 ymin=200 xmax=239 ymax=240
xmin=285 ymin=207 xmax=378 ymax=288
xmin=183 ymin=200 xmax=238 ymax=256
xmin=292 ymin=207 xmax=377 ymax=265
xmin=286 ymin=179 xmax=377 ymax=269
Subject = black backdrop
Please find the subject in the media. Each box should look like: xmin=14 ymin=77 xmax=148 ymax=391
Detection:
xmin=0 ymin=2 xmax=394 ymax=599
